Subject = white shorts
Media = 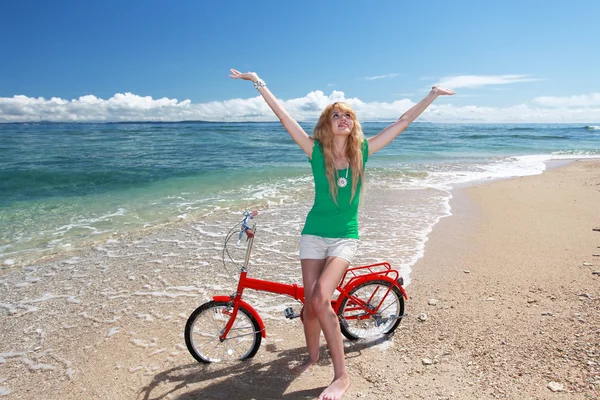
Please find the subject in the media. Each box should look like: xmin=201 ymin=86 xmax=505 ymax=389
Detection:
xmin=299 ymin=235 xmax=359 ymax=263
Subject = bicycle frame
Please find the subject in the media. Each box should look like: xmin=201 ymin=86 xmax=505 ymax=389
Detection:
xmin=216 ymin=220 xmax=408 ymax=341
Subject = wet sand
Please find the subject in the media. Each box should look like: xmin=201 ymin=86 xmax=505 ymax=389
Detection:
xmin=0 ymin=160 xmax=599 ymax=399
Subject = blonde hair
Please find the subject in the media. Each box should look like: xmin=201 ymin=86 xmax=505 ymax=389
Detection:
xmin=313 ymin=102 xmax=365 ymax=204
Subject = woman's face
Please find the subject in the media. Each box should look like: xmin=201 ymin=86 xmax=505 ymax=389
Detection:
xmin=329 ymin=109 xmax=354 ymax=137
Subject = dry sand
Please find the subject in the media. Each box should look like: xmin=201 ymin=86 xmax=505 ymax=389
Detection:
xmin=1 ymin=160 xmax=599 ymax=399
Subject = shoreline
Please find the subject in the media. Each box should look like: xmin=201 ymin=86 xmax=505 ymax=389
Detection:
xmin=0 ymin=160 xmax=599 ymax=399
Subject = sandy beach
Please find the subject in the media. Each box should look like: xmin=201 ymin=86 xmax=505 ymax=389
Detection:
xmin=1 ymin=160 xmax=599 ymax=400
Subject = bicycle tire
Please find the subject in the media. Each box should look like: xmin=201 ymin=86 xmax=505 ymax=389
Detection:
xmin=185 ymin=300 xmax=262 ymax=363
xmin=337 ymin=280 xmax=404 ymax=341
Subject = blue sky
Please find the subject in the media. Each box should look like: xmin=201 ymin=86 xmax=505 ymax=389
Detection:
xmin=1 ymin=0 xmax=599 ymax=123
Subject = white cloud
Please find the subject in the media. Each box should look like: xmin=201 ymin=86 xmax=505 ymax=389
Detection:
xmin=0 ymin=91 xmax=599 ymax=123
xmin=420 ymin=103 xmax=600 ymax=123
xmin=365 ymin=73 xmax=399 ymax=81
xmin=533 ymin=92 xmax=600 ymax=107
xmin=435 ymin=74 xmax=539 ymax=89
xmin=0 ymin=93 xmax=192 ymax=122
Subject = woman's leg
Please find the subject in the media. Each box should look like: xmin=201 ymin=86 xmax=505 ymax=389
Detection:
xmin=311 ymin=256 xmax=351 ymax=400
xmin=292 ymin=258 xmax=326 ymax=374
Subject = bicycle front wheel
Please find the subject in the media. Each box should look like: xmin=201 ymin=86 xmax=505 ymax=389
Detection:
xmin=185 ymin=301 xmax=262 ymax=363
xmin=337 ymin=280 xmax=404 ymax=341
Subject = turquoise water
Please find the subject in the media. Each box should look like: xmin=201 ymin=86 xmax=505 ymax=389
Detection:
xmin=1 ymin=122 xmax=599 ymax=266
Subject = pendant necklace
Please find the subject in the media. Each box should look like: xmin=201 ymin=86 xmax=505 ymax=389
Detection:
xmin=337 ymin=161 xmax=349 ymax=188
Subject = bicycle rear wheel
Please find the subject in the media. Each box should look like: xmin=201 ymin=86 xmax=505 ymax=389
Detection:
xmin=185 ymin=301 xmax=262 ymax=363
xmin=337 ymin=280 xmax=404 ymax=340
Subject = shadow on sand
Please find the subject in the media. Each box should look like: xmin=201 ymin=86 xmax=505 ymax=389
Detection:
xmin=138 ymin=336 xmax=392 ymax=400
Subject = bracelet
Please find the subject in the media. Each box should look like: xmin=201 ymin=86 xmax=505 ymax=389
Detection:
xmin=253 ymin=79 xmax=266 ymax=90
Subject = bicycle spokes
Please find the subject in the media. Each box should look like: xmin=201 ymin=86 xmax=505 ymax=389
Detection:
xmin=185 ymin=301 xmax=262 ymax=363
xmin=338 ymin=280 xmax=405 ymax=340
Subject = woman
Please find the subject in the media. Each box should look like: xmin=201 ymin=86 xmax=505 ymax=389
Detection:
xmin=230 ymin=68 xmax=454 ymax=400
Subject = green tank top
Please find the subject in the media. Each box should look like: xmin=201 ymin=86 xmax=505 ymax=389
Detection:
xmin=301 ymin=140 xmax=369 ymax=239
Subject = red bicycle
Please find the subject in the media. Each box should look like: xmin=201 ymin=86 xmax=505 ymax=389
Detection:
xmin=185 ymin=211 xmax=408 ymax=363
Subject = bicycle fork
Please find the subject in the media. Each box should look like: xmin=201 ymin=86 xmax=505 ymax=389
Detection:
xmin=213 ymin=294 xmax=267 ymax=341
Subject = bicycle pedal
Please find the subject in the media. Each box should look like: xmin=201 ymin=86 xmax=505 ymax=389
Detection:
xmin=284 ymin=307 xmax=300 ymax=319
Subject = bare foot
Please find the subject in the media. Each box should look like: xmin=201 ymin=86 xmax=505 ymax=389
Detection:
xmin=290 ymin=357 xmax=318 ymax=375
xmin=318 ymin=374 xmax=350 ymax=400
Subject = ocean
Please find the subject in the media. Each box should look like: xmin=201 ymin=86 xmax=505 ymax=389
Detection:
xmin=1 ymin=122 xmax=599 ymax=271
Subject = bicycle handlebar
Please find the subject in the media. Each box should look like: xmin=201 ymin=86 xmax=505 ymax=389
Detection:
xmin=238 ymin=210 xmax=258 ymax=242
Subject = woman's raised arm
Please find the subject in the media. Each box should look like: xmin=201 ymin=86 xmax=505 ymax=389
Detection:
xmin=367 ymin=86 xmax=455 ymax=156
xmin=229 ymin=69 xmax=314 ymax=157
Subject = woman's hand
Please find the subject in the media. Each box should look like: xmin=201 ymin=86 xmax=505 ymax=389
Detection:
xmin=228 ymin=69 xmax=313 ymax=157
xmin=229 ymin=69 xmax=260 ymax=83
xmin=431 ymin=85 xmax=456 ymax=96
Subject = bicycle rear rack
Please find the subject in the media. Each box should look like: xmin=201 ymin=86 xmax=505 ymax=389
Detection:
xmin=342 ymin=262 xmax=400 ymax=287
